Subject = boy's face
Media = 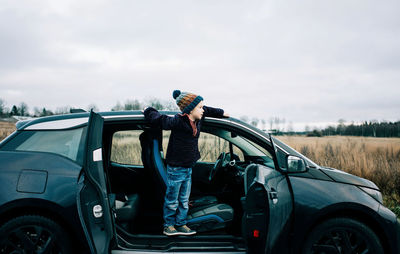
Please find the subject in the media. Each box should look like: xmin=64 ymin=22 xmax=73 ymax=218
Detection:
xmin=190 ymin=100 xmax=204 ymax=120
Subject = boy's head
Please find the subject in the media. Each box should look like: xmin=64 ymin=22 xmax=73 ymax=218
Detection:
xmin=173 ymin=90 xmax=204 ymax=120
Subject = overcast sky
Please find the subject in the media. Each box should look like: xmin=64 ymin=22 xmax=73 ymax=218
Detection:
xmin=0 ymin=0 xmax=399 ymax=130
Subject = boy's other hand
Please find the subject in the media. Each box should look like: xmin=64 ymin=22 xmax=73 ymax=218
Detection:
xmin=223 ymin=112 xmax=230 ymax=118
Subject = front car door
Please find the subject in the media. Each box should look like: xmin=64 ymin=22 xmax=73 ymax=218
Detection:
xmin=242 ymin=134 xmax=293 ymax=253
xmin=77 ymin=111 xmax=116 ymax=254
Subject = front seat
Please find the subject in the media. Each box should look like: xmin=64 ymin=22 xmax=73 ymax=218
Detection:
xmin=140 ymin=130 xmax=234 ymax=233
xmin=115 ymin=193 xmax=140 ymax=232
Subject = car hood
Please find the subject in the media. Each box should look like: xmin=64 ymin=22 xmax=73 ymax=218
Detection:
xmin=319 ymin=167 xmax=379 ymax=190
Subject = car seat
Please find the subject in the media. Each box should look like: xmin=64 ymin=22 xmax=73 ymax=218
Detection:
xmin=140 ymin=130 xmax=234 ymax=233
xmin=115 ymin=193 xmax=140 ymax=232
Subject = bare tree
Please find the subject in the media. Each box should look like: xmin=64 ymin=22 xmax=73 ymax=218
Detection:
xmin=261 ymin=119 xmax=266 ymax=131
xmin=19 ymin=102 xmax=29 ymax=116
xmin=251 ymin=117 xmax=259 ymax=128
xmin=124 ymin=99 xmax=142 ymax=110
xmin=55 ymin=106 xmax=70 ymax=115
xmin=87 ymin=104 xmax=99 ymax=112
xmin=287 ymin=121 xmax=294 ymax=134
xmin=146 ymin=97 xmax=164 ymax=110
xmin=274 ymin=117 xmax=281 ymax=132
xmin=269 ymin=117 xmax=274 ymax=131
xmin=163 ymin=101 xmax=179 ymax=111
xmin=111 ymin=101 xmax=123 ymax=111
xmin=0 ymin=98 xmax=5 ymax=116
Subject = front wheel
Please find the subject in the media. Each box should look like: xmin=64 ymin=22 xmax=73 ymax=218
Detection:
xmin=0 ymin=215 xmax=73 ymax=254
xmin=302 ymin=217 xmax=383 ymax=254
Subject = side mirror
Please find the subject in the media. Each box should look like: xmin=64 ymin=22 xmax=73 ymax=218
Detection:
xmin=286 ymin=155 xmax=307 ymax=173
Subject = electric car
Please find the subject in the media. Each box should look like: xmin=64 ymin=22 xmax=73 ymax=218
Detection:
xmin=0 ymin=110 xmax=399 ymax=254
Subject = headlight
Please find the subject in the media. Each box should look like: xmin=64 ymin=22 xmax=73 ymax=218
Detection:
xmin=359 ymin=186 xmax=383 ymax=204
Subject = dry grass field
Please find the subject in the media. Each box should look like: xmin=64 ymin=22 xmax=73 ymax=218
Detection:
xmin=0 ymin=121 xmax=16 ymax=141
xmin=279 ymin=135 xmax=400 ymax=216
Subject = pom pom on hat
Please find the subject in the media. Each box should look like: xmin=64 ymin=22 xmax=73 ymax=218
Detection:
xmin=173 ymin=90 xmax=181 ymax=99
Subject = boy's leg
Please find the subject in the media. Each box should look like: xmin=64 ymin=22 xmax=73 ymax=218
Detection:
xmin=163 ymin=165 xmax=185 ymax=228
xmin=175 ymin=167 xmax=192 ymax=227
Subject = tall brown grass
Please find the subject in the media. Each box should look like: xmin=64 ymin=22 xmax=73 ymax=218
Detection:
xmin=279 ymin=136 xmax=400 ymax=217
xmin=0 ymin=121 xmax=16 ymax=141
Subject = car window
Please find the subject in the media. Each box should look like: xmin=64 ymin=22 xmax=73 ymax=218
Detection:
xmin=110 ymin=130 xmax=143 ymax=166
xmin=13 ymin=128 xmax=86 ymax=163
xmin=200 ymin=125 xmax=275 ymax=168
xmin=161 ymin=130 xmax=245 ymax=163
xmin=198 ymin=132 xmax=244 ymax=162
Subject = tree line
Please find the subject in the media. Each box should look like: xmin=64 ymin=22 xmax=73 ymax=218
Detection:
xmin=0 ymin=98 xmax=398 ymax=137
xmin=306 ymin=120 xmax=400 ymax=138
xmin=0 ymin=98 xmax=178 ymax=118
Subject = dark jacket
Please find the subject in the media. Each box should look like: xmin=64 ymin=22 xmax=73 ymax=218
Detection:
xmin=144 ymin=106 xmax=225 ymax=167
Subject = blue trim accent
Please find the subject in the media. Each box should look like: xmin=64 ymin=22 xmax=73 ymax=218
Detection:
xmin=188 ymin=214 xmax=224 ymax=223
xmin=153 ymin=139 xmax=167 ymax=184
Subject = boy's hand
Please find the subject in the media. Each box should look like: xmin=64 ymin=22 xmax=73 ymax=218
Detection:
xmin=223 ymin=112 xmax=230 ymax=118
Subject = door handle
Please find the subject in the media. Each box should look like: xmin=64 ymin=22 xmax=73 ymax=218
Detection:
xmin=269 ymin=188 xmax=278 ymax=204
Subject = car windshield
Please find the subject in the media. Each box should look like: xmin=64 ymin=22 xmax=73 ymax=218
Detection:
xmin=272 ymin=136 xmax=319 ymax=168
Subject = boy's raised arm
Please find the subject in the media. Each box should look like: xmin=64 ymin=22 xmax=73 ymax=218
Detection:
xmin=143 ymin=107 xmax=178 ymax=130
xmin=203 ymin=105 xmax=228 ymax=118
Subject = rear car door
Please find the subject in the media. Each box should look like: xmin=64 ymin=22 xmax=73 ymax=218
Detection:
xmin=243 ymin=136 xmax=293 ymax=253
xmin=77 ymin=111 xmax=116 ymax=254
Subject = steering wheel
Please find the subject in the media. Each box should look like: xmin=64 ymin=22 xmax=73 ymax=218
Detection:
xmin=209 ymin=152 xmax=230 ymax=181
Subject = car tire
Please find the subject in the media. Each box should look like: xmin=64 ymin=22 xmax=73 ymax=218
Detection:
xmin=0 ymin=215 xmax=73 ymax=254
xmin=301 ymin=217 xmax=383 ymax=254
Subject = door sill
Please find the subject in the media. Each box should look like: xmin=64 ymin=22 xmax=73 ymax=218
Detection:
xmin=115 ymin=225 xmax=246 ymax=252
xmin=113 ymin=251 xmax=245 ymax=254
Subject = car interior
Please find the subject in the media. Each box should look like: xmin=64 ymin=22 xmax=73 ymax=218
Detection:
xmin=102 ymin=119 xmax=276 ymax=242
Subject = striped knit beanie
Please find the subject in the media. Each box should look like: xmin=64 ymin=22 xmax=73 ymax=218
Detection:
xmin=173 ymin=90 xmax=203 ymax=114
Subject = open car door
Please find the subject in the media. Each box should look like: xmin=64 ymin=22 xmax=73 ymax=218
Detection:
xmin=243 ymin=135 xmax=293 ymax=254
xmin=77 ymin=111 xmax=116 ymax=254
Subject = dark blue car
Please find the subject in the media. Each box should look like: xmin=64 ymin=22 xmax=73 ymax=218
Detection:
xmin=0 ymin=111 xmax=399 ymax=254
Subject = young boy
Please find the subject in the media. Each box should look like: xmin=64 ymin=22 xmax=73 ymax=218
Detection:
xmin=143 ymin=90 xmax=228 ymax=236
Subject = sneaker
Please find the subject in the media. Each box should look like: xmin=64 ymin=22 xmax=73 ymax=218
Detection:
xmin=163 ymin=225 xmax=179 ymax=236
xmin=175 ymin=225 xmax=196 ymax=236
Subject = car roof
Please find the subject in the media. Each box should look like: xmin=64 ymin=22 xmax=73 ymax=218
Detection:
xmin=16 ymin=110 xmax=159 ymax=130
xmin=15 ymin=110 xmax=269 ymax=141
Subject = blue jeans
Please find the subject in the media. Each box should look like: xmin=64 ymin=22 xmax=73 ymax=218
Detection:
xmin=163 ymin=165 xmax=192 ymax=227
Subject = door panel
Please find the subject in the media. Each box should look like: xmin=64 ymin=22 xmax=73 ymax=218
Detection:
xmin=77 ymin=111 xmax=116 ymax=254
xmin=243 ymin=164 xmax=293 ymax=254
